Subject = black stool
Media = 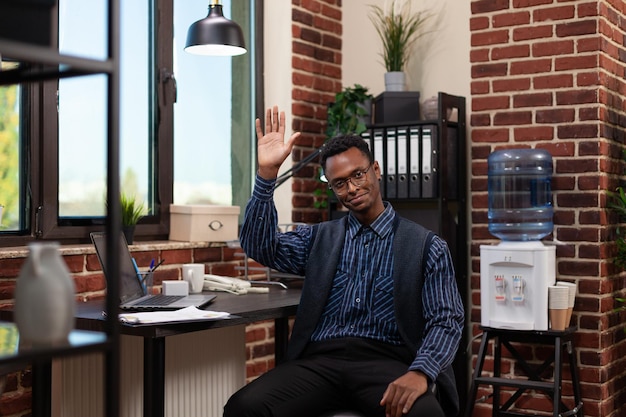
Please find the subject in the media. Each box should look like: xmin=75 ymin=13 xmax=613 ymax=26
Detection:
xmin=465 ymin=326 xmax=583 ymax=417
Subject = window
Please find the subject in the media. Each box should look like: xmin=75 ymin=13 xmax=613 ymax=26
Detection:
xmin=0 ymin=0 xmax=260 ymax=246
xmin=58 ymin=0 xmax=152 ymax=220
xmin=173 ymin=0 xmax=256 ymax=208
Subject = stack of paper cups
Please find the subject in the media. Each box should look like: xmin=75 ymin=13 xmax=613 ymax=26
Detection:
xmin=556 ymin=281 xmax=577 ymax=327
xmin=548 ymin=285 xmax=570 ymax=330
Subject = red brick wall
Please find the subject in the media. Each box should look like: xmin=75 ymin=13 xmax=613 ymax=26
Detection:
xmin=470 ymin=1 xmax=626 ymax=416
xmin=290 ymin=0 xmax=342 ymax=224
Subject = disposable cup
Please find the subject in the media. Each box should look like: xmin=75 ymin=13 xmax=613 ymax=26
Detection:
xmin=556 ymin=281 xmax=577 ymax=326
xmin=548 ymin=286 xmax=569 ymax=309
xmin=549 ymin=308 xmax=569 ymax=331
xmin=556 ymin=281 xmax=576 ymax=308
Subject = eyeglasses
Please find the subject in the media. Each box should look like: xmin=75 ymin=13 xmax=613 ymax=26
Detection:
xmin=328 ymin=165 xmax=372 ymax=195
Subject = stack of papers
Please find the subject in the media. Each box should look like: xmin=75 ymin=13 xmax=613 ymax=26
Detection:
xmin=119 ymin=306 xmax=230 ymax=324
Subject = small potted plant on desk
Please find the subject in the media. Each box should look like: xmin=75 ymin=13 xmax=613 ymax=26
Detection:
xmin=120 ymin=193 xmax=146 ymax=244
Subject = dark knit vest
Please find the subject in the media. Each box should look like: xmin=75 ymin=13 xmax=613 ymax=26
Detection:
xmin=286 ymin=215 xmax=459 ymax=416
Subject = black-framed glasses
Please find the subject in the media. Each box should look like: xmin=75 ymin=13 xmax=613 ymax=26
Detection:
xmin=328 ymin=165 xmax=372 ymax=195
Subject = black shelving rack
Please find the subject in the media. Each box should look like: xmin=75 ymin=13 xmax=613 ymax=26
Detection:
xmin=0 ymin=1 xmax=121 ymax=416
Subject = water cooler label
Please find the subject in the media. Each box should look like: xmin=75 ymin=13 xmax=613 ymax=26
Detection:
xmin=495 ymin=274 xmax=506 ymax=301
xmin=512 ymin=275 xmax=524 ymax=302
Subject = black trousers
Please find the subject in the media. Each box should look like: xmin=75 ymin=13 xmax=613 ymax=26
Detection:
xmin=223 ymin=338 xmax=445 ymax=417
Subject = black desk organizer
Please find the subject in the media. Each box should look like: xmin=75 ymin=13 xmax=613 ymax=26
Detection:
xmin=465 ymin=326 xmax=583 ymax=417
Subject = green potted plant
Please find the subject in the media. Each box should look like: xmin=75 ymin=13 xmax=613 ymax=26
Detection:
xmin=120 ymin=193 xmax=146 ymax=244
xmin=368 ymin=0 xmax=433 ymax=91
xmin=316 ymin=85 xmax=373 ymax=210
xmin=609 ymin=187 xmax=626 ymax=332
xmin=607 ymin=151 xmax=626 ymax=332
xmin=609 ymin=186 xmax=626 ymax=269
xmin=326 ymin=84 xmax=373 ymax=139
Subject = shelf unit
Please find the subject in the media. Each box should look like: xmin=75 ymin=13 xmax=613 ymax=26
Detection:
xmin=328 ymin=91 xmax=469 ymax=412
xmin=0 ymin=2 xmax=121 ymax=416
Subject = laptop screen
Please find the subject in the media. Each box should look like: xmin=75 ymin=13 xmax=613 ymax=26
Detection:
xmin=90 ymin=232 xmax=145 ymax=304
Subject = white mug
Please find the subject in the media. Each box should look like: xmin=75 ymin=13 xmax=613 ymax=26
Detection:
xmin=182 ymin=263 xmax=205 ymax=294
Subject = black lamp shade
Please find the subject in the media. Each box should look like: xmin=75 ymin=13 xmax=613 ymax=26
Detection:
xmin=185 ymin=3 xmax=247 ymax=56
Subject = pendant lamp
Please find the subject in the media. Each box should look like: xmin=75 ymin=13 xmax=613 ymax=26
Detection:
xmin=185 ymin=1 xmax=247 ymax=56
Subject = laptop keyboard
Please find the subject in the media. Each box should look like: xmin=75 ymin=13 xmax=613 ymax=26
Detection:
xmin=133 ymin=294 xmax=185 ymax=306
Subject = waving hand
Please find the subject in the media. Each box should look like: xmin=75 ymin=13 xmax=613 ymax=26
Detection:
xmin=255 ymin=105 xmax=301 ymax=180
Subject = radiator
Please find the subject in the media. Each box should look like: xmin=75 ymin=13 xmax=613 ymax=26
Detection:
xmin=55 ymin=325 xmax=246 ymax=417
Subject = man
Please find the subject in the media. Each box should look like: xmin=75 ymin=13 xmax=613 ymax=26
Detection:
xmin=224 ymin=106 xmax=464 ymax=417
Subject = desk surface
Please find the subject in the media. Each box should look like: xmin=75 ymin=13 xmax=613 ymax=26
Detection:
xmin=74 ymin=287 xmax=302 ymax=338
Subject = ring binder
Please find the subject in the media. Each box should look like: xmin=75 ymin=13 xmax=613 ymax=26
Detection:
xmin=386 ymin=128 xmax=397 ymax=199
xmin=421 ymin=126 xmax=437 ymax=198
xmin=409 ymin=127 xmax=421 ymax=198
xmin=373 ymin=128 xmax=385 ymax=198
xmin=397 ymin=127 xmax=409 ymax=199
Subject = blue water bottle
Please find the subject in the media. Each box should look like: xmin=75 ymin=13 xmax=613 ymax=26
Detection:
xmin=487 ymin=149 xmax=553 ymax=241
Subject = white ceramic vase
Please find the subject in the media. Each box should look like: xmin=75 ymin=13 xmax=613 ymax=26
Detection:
xmin=384 ymin=71 xmax=406 ymax=91
xmin=14 ymin=242 xmax=76 ymax=346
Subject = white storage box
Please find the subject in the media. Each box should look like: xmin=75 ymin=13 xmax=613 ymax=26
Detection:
xmin=169 ymin=205 xmax=240 ymax=242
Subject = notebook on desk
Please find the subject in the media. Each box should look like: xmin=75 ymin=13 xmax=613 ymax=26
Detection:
xmin=90 ymin=232 xmax=216 ymax=311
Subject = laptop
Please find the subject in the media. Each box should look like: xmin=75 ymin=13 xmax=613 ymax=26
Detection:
xmin=90 ymin=232 xmax=216 ymax=311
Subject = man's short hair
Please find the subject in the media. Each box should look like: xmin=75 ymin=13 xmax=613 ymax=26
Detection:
xmin=320 ymin=135 xmax=373 ymax=171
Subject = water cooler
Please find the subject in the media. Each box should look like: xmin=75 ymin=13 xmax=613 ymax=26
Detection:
xmin=480 ymin=149 xmax=555 ymax=331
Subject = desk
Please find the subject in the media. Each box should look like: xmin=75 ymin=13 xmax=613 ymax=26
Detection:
xmin=465 ymin=326 xmax=583 ymax=417
xmin=78 ymin=287 xmax=301 ymax=417
xmin=4 ymin=287 xmax=301 ymax=417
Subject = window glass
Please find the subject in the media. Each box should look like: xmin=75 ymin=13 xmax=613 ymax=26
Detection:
xmin=174 ymin=0 xmax=243 ymax=206
xmin=0 ymin=85 xmax=21 ymax=231
xmin=58 ymin=0 xmax=151 ymax=217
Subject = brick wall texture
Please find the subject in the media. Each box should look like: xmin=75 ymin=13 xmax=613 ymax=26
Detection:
xmin=289 ymin=0 xmax=342 ymax=224
xmin=3 ymin=0 xmax=626 ymax=416
xmin=470 ymin=1 xmax=626 ymax=416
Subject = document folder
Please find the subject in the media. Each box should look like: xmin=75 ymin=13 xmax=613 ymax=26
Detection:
xmin=386 ymin=128 xmax=397 ymax=199
xmin=373 ymin=128 xmax=385 ymax=198
xmin=397 ymin=127 xmax=409 ymax=199
xmin=361 ymin=129 xmax=373 ymax=152
xmin=409 ymin=127 xmax=421 ymax=198
xmin=421 ymin=126 xmax=438 ymax=198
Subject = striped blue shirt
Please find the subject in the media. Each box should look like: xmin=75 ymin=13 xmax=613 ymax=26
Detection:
xmin=240 ymin=174 xmax=464 ymax=382
xmin=310 ymin=205 xmax=401 ymax=344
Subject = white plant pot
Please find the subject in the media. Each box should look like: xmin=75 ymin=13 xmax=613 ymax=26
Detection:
xmin=384 ymin=71 xmax=406 ymax=92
